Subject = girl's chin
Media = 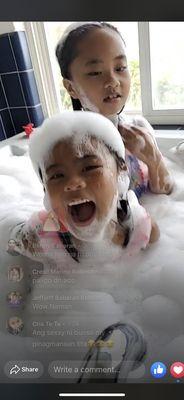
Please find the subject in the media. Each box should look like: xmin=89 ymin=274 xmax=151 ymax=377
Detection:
xmin=69 ymin=222 xmax=105 ymax=243
xmin=67 ymin=213 xmax=111 ymax=243
xmin=102 ymin=100 xmax=124 ymax=114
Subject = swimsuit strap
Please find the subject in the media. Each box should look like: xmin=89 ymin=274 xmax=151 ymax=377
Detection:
xmin=58 ymin=231 xmax=79 ymax=263
xmin=117 ymin=199 xmax=134 ymax=247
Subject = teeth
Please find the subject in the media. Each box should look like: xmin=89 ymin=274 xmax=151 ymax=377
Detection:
xmin=68 ymin=199 xmax=91 ymax=206
xmin=107 ymin=94 xmax=119 ymax=99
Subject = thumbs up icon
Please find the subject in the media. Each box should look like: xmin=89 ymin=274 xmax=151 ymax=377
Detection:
xmin=151 ymin=362 xmax=167 ymax=378
xmin=154 ymin=364 xmax=163 ymax=374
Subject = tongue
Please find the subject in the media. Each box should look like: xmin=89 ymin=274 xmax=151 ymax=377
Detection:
xmin=71 ymin=202 xmax=95 ymax=222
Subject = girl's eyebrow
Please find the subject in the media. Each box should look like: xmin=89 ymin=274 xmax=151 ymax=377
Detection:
xmin=46 ymin=156 xmax=98 ymax=172
xmin=85 ymin=59 xmax=103 ymax=66
xmin=46 ymin=163 xmax=61 ymax=173
xmin=115 ymin=54 xmax=127 ymax=61
xmin=82 ymin=154 xmax=97 ymax=159
xmin=85 ymin=54 xmax=126 ymax=66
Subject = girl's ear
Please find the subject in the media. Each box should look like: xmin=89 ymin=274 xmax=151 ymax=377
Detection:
xmin=63 ymin=78 xmax=79 ymax=99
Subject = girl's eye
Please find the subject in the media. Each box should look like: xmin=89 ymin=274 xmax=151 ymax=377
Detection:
xmin=50 ymin=173 xmax=64 ymax=180
xmin=116 ymin=66 xmax=127 ymax=72
xmin=87 ymin=71 xmax=102 ymax=76
xmin=84 ymin=165 xmax=102 ymax=172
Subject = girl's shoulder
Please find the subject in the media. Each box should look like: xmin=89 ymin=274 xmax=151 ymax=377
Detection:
xmin=8 ymin=210 xmax=68 ymax=259
xmin=28 ymin=210 xmax=68 ymax=234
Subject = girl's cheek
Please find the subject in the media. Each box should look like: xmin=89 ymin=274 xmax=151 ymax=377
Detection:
xmin=47 ymin=185 xmax=61 ymax=200
xmin=73 ymin=83 xmax=100 ymax=113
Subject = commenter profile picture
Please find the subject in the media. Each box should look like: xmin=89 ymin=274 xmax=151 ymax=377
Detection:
xmin=7 ymin=291 xmax=23 ymax=307
xmin=7 ymin=239 xmax=19 ymax=255
xmin=7 ymin=316 xmax=24 ymax=335
xmin=8 ymin=266 xmax=24 ymax=282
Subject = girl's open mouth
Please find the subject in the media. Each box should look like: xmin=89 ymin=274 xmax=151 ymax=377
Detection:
xmin=68 ymin=199 xmax=96 ymax=226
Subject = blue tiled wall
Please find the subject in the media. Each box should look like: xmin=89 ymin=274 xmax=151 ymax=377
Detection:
xmin=0 ymin=31 xmax=44 ymax=141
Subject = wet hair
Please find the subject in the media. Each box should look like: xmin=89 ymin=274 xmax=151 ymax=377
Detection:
xmin=109 ymin=148 xmax=133 ymax=245
xmin=56 ymin=22 xmax=126 ymax=111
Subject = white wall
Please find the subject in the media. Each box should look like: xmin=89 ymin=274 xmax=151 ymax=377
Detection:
xmin=0 ymin=22 xmax=15 ymax=35
xmin=0 ymin=22 xmax=25 ymax=35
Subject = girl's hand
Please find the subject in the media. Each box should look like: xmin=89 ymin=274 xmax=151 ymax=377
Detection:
xmin=118 ymin=123 xmax=173 ymax=194
xmin=118 ymin=123 xmax=161 ymax=166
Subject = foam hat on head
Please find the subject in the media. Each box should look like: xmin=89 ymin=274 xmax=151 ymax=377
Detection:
xmin=29 ymin=111 xmax=125 ymax=177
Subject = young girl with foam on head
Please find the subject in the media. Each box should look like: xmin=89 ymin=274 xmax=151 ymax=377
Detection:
xmin=56 ymin=22 xmax=173 ymax=199
xmin=8 ymin=111 xmax=159 ymax=264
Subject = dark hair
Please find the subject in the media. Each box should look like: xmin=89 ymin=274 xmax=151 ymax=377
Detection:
xmin=56 ymin=22 xmax=126 ymax=111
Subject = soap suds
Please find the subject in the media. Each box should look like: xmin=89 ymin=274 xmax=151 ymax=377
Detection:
xmin=0 ymin=136 xmax=184 ymax=382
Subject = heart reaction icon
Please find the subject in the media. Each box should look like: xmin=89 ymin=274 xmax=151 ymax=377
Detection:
xmin=170 ymin=362 xmax=184 ymax=378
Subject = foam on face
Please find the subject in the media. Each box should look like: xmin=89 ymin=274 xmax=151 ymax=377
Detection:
xmin=29 ymin=111 xmax=125 ymax=181
xmin=72 ymin=133 xmax=115 ymax=164
xmin=74 ymin=84 xmax=100 ymax=113
xmin=70 ymin=190 xmax=118 ymax=243
xmin=43 ymin=132 xmax=122 ymax=185
xmin=74 ymin=84 xmax=120 ymax=128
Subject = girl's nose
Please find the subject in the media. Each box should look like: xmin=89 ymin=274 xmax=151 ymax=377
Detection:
xmin=104 ymin=72 xmax=120 ymax=89
xmin=64 ymin=176 xmax=86 ymax=192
